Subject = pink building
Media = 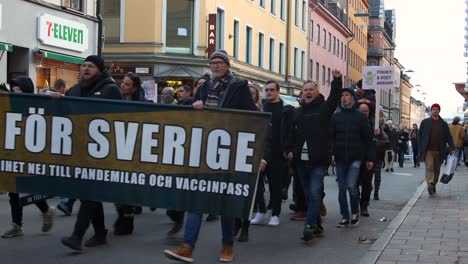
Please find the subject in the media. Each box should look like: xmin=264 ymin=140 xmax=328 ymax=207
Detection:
xmin=309 ymin=0 xmax=352 ymax=98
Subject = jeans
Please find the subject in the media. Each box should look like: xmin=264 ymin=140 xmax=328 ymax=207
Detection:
xmin=336 ymin=161 xmax=361 ymax=220
xmin=9 ymin=193 xmax=49 ymax=227
xmin=183 ymin=212 xmax=233 ymax=249
xmin=298 ymin=162 xmax=326 ymax=226
xmin=455 ymin=147 xmax=462 ymax=166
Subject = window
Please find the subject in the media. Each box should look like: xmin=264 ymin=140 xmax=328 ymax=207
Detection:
xmin=63 ymin=0 xmax=83 ymax=11
xmin=322 ymin=65 xmax=326 ymax=85
xmin=310 ymin=20 xmax=314 ymax=42
xmin=165 ymin=0 xmax=194 ymax=53
xmin=258 ymin=32 xmax=264 ymax=68
xmin=328 ymin=32 xmax=331 ymax=51
xmin=301 ymin=50 xmax=305 ymax=80
xmin=315 ymin=62 xmax=319 ymax=82
xmin=327 ymin=68 xmax=330 ymax=84
xmin=295 ymin=0 xmax=299 ymax=26
xmin=269 ymin=38 xmax=275 ymax=71
xmin=101 ymin=0 xmax=120 ymax=42
xmin=333 ymin=36 xmax=336 ymax=54
xmin=302 ymin=0 xmax=306 ymax=31
xmin=341 ymin=42 xmax=344 ymax=60
xmin=279 ymin=42 xmax=285 ymax=74
xmin=280 ymin=0 xmax=286 ymax=20
xmin=316 ymin=24 xmax=320 ymax=44
xmin=246 ymin=26 xmax=253 ymax=64
xmin=260 ymin=0 xmax=265 ymax=8
xmin=216 ymin=9 xmax=225 ymax=50
xmin=337 ymin=39 xmax=340 ymax=57
xmin=323 ymin=29 xmax=326 ymax=48
xmin=309 ymin=59 xmax=313 ymax=80
xmin=233 ymin=20 xmax=239 ymax=59
xmin=271 ymin=0 xmax=276 ymax=15
xmin=344 ymin=44 xmax=347 ymax=61
xmin=293 ymin=47 xmax=298 ymax=77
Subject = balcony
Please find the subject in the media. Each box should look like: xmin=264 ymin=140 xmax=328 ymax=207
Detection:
xmin=367 ymin=48 xmax=385 ymax=57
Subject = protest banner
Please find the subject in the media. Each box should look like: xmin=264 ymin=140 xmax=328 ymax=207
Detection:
xmin=0 ymin=93 xmax=270 ymax=218
xmin=362 ymin=66 xmax=401 ymax=90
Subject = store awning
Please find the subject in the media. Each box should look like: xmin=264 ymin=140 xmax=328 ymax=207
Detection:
xmin=39 ymin=50 xmax=84 ymax=65
xmin=0 ymin=42 xmax=13 ymax=52
xmin=155 ymin=65 xmax=202 ymax=79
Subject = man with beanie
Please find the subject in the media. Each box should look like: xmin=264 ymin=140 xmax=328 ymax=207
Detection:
xmin=418 ymin=103 xmax=455 ymax=196
xmin=164 ymin=50 xmax=256 ymax=263
xmin=61 ymin=55 xmax=123 ymax=251
xmin=332 ymin=87 xmax=374 ymax=228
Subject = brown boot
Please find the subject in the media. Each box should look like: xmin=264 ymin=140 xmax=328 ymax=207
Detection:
xmin=320 ymin=201 xmax=327 ymax=217
xmin=164 ymin=243 xmax=194 ymax=263
xmin=290 ymin=211 xmax=306 ymax=221
xmin=220 ymin=244 xmax=234 ymax=262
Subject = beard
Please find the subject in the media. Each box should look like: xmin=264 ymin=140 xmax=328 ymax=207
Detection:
xmin=80 ymin=74 xmax=100 ymax=90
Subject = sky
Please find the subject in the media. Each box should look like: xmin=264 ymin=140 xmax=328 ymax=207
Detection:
xmin=385 ymin=0 xmax=466 ymax=118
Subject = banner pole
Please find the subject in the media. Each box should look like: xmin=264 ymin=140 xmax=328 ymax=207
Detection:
xmin=375 ymin=88 xmax=381 ymax=130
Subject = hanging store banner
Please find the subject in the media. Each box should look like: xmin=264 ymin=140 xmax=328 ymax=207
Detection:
xmin=0 ymin=93 xmax=270 ymax=218
xmin=37 ymin=14 xmax=89 ymax=52
xmin=362 ymin=66 xmax=401 ymax=90
xmin=207 ymin=14 xmax=217 ymax=57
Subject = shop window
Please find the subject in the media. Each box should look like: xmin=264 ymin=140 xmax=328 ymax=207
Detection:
xmin=101 ymin=0 xmax=120 ymax=42
xmin=166 ymin=0 xmax=194 ymax=53
xmin=63 ymin=0 xmax=83 ymax=12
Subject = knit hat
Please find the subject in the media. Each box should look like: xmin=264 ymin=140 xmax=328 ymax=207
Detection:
xmin=210 ymin=50 xmax=230 ymax=66
xmin=84 ymin=55 xmax=105 ymax=72
xmin=431 ymin=103 xmax=441 ymax=111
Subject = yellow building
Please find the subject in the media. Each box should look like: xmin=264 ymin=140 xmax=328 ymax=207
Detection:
xmin=101 ymin=0 xmax=308 ymax=97
xmin=347 ymin=0 xmax=369 ymax=85
xmin=400 ymin=75 xmax=412 ymax=128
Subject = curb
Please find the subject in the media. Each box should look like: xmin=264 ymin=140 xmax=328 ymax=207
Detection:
xmin=359 ymin=180 xmax=426 ymax=264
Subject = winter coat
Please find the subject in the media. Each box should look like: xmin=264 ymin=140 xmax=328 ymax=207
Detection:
xmin=417 ymin=117 xmax=455 ymax=163
xmin=449 ymin=124 xmax=465 ymax=148
xmin=66 ymin=71 xmax=122 ymax=100
xmin=178 ymin=96 xmax=194 ymax=105
xmin=375 ymin=130 xmax=390 ymax=162
xmin=383 ymin=125 xmax=398 ymax=151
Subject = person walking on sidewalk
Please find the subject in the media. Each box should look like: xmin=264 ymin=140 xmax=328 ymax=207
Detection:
xmin=449 ymin=116 xmax=464 ymax=167
xmin=409 ymin=124 xmax=420 ymax=167
xmin=418 ymin=103 xmax=455 ymax=196
xmin=332 ymin=87 xmax=374 ymax=228
xmin=373 ymin=128 xmax=390 ymax=201
xmin=164 ymin=50 xmax=256 ymax=263
xmin=383 ymin=120 xmax=398 ymax=172
xmin=397 ymin=125 xmax=409 ymax=168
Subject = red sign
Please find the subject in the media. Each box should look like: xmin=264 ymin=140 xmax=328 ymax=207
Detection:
xmin=208 ymin=14 xmax=216 ymax=56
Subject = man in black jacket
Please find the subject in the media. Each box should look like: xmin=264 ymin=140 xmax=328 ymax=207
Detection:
xmin=286 ymin=70 xmax=342 ymax=241
xmin=61 ymin=55 xmax=122 ymax=251
xmin=332 ymin=87 xmax=374 ymax=228
xmin=417 ymin=103 xmax=455 ymax=195
xmin=397 ymin=125 xmax=409 ymax=168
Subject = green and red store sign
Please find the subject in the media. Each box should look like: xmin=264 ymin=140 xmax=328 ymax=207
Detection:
xmin=37 ymin=14 xmax=89 ymax=52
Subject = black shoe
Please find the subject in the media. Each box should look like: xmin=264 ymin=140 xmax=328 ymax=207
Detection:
xmin=61 ymin=235 xmax=83 ymax=251
xmin=390 ymin=168 xmax=394 ymax=172
xmin=351 ymin=216 xmax=360 ymax=227
xmin=374 ymin=194 xmax=380 ymax=200
xmin=302 ymin=224 xmax=324 ymax=241
xmin=385 ymin=169 xmax=389 ymax=172
xmin=361 ymin=207 xmax=370 ymax=217
xmin=167 ymin=222 xmax=183 ymax=237
xmin=114 ymin=215 xmax=134 ymax=236
xmin=206 ymin=214 xmax=219 ymax=222
xmin=336 ymin=218 xmax=349 ymax=228
xmin=84 ymin=230 xmax=107 ymax=247
xmin=238 ymin=229 xmax=249 ymax=242
xmin=133 ymin=206 xmax=143 ymax=215
xmin=289 ymin=203 xmax=297 ymax=212
xmin=428 ymin=184 xmax=435 ymax=196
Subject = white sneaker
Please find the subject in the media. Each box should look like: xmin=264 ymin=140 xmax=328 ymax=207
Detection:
xmin=267 ymin=216 xmax=280 ymax=227
xmin=250 ymin=212 xmax=267 ymax=225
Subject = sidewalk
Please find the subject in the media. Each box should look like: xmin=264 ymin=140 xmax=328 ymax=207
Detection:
xmin=361 ymin=166 xmax=468 ymax=264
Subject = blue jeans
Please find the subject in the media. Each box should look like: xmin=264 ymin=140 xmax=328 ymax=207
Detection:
xmin=183 ymin=212 xmax=234 ymax=249
xmin=298 ymin=163 xmax=326 ymax=227
xmin=336 ymin=161 xmax=361 ymax=220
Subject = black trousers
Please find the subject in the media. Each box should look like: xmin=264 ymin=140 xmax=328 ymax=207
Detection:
xmin=292 ymin=163 xmax=307 ymax=212
xmin=254 ymin=172 xmax=267 ymax=214
xmin=267 ymin=159 xmax=286 ymax=216
xmin=413 ymin=146 xmax=419 ymax=166
xmin=72 ymin=200 xmax=106 ymax=239
xmin=9 ymin=193 xmax=49 ymax=226
xmin=166 ymin=209 xmax=185 ymax=224
xmin=373 ymin=163 xmax=382 ymax=195
xmin=358 ymin=164 xmax=373 ymax=207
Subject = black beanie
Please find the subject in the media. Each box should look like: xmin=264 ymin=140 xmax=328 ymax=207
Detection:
xmin=84 ymin=55 xmax=105 ymax=72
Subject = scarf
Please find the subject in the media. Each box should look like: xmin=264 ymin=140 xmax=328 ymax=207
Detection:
xmin=205 ymin=71 xmax=234 ymax=107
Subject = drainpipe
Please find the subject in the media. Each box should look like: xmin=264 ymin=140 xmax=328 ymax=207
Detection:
xmin=96 ymin=0 xmax=103 ymax=56
xmin=285 ymin=0 xmax=291 ymax=85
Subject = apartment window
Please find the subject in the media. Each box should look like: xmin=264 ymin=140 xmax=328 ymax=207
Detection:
xmin=279 ymin=42 xmax=285 ymax=74
xmin=341 ymin=42 xmax=344 ymax=59
xmin=315 ymin=62 xmax=319 ymax=82
xmin=280 ymin=0 xmax=286 ymax=20
xmin=271 ymin=0 xmax=276 ymax=15
xmin=328 ymin=32 xmax=331 ymax=51
xmin=333 ymin=36 xmax=336 ymax=54
xmin=344 ymin=45 xmax=347 ymax=61
xmin=323 ymin=29 xmax=326 ymax=48
xmin=301 ymin=50 xmax=305 ymax=80
xmin=260 ymin=0 xmax=265 ymax=8
xmin=327 ymin=67 xmax=331 ymax=84
xmin=269 ymin=38 xmax=275 ymax=71
xmin=63 ymin=0 xmax=83 ymax=11
xmin=302 ymin=0 xmax=306 ymax=31
xmin=101 ymin=0 xmax=120 ymax=42
xmin=258 ymin=33 xmax=264 ymax=68
xmin=246 ymin=26 xmax=252 ymax=64
xmin=322 ymin=65 xmax=326 ymax=85
xmin=293 ymin=47 xmax=298 ymax=77
xmin=316 ymin=24 xmax=320 ymax=44
xmin=337 ymin=39 xmax=340 ymax=57
xmin=165 ymin=0 xmax=194 ymax=53
xmin=309 ymin=59 xmax=313 ymax=80
xmin=310 ymin=20 xmax=314 ymax=41
xmin=295 ymin=0 xmax=299 ymax=26
xmin=216 ymin=8 xmax=225 ymax=50
xmin=233 ymin=20 xmax=239 ymax=59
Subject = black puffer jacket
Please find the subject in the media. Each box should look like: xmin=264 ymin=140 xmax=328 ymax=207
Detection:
xmin=66 ymin=71 xmax=122 ymax=100
xmin=286 ymin=77 xmax=341 ymax=165
xmin=332 ymin=106 xmax=374 ymax=163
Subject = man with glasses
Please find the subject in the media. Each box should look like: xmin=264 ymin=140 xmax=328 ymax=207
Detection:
xmin=164 ymin=50 xmax=256 ymax=263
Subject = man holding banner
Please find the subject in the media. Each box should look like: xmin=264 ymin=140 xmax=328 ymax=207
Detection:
xmin=164 ymin=50 xmax=257 ymax=263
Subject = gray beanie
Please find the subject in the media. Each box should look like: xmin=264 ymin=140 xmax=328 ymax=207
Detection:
xmin=210 ymin=50 xmax=230 ymax=66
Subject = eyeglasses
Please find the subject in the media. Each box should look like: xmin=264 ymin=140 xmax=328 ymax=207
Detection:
xmin=265 ymin=88 xmax=277 ymax=92
xmin=209 ymin=61 xmax=225 ymax=66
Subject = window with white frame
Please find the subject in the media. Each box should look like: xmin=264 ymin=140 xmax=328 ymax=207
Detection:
xmin=269 ymin=38 xmax=275 ymax=71
xmin=323 ymin=29 xmax=326 ymax=48
xmin=310 ymin=20 xmax=314 ymax=41
xmin=294 ymin=47 xmax=298 ymax=77
xmin=295 ymin=0 xmax=299 ymax=26
xmin=280 ymin=0 xmax=286 ymax=20
xmin=317 ymin=24 xmax=320 ymax=44
xmin=166 ymin=0 xmax=194 ymax=53
xmin=309 ymin=59 xmax=313 ymax=80
xmin=316 ymin=62 xmax=319 ymax=82
xmin=246 ymin=26 xmax=253 ymax=64
xmin=216 ymin=8 xmax=225 ymax=50
xmin=279 ymin=42 xmax=285 ymax=74
xmin=302 ymin=0 xmax=306 ymax=31
xmin=101 ymin=0 xmax=120 ymax=42
xmin=322 ymin=65 xmax=325 ymax=85
xmin=258 ymin=32 xmax=264 ymax=68
xmin=271 ymin=0 xmax=276 ymax=15
xmin=233 ymin=20 xmax=239 ymax=59
xmin=301 ymin=50 xmax=305 ymax=80
xmin=63 ymin=0 xmax=83 ymax=11
xmin=260 ymin=0 xmax=265 ymax=8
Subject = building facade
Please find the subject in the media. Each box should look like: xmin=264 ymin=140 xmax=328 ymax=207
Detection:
xmin=102 ymin=0 xmax=309 ymax=98
xmin=0 ymin=0 xmax=98 ymax=92
xmin=399 ymin=72 xmax=412 ymax=128
xmin=309 ymin=0 xmax=352 ymax=98
xmin=410 ymin=96 xmax=426 ymax=127
xmin=347 ymin=0 xmax=369 ymax=86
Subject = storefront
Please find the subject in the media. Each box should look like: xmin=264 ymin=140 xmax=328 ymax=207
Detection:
xmin=0 ymin=1 xmax=97 ymax=92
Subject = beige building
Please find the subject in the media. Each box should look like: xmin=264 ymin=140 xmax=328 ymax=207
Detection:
xmin=102 ymin=0 xmax=308 ymax=97
xmin=347 ymin=0 xmax=369 ymax=86
xmin=399 ymin=74 xmax=412 ymax=128
xmin=410 ymin=97 xmax=426 ymax=127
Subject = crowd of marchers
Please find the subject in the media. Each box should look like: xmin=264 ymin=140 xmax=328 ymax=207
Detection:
xmin=0 ymin=49 xmax=465 ymax=264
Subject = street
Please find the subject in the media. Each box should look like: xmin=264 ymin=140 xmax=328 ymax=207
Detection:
xmin=0 ymin=161 xmax=424 ymax=264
